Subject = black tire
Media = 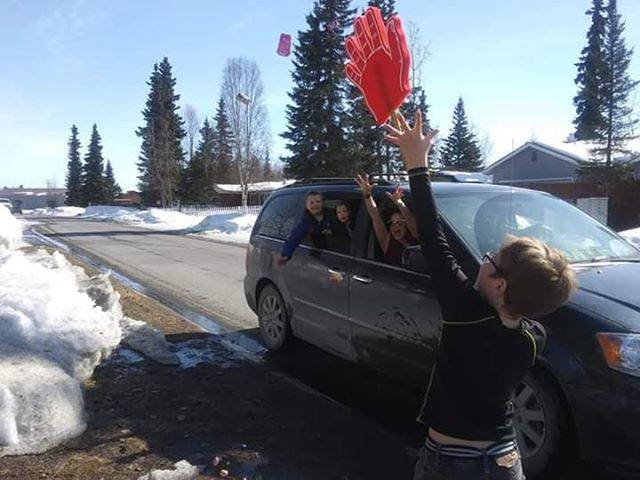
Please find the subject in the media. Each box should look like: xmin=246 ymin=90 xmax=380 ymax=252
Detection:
xmin=515 ymin=370 xmax=567 ymax=479
xmin=258 ymin=284 xmax=291 ymax=350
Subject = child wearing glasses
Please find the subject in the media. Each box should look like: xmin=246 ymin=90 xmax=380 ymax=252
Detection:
xmin=383 ymin=111 xmax=577 ymax=480
xmin=355 ymin=174 xmax=419 ymax=267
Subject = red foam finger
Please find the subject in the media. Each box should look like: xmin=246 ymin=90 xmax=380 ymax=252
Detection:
xmin=344 ymin=62 xmax=363 ymax=86
xmin=387 ymin=16 xmax=411 ymax=94
xmin=364 ymin=7 xmax=390 ymax=53
xmin=355 ymin=17 xmax=374 ymax=57
xmin=345 ymin=36 xmax=366 ymax=72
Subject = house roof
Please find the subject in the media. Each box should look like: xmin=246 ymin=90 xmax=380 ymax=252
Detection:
xmin=483 ymin=140 xmax=585 ymax=174
xmin=0 ymin=188 xmax=66 ymax=196
xmin=213 ymin=180 xmax=295 ymax=194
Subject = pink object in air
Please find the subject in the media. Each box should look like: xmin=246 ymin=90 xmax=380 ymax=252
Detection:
xmin=277 ymin=33 xmax=292 ymax=57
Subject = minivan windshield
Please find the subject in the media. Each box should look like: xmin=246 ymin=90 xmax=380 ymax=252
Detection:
xmin=434 ymin=190 xmax=640 ymax=263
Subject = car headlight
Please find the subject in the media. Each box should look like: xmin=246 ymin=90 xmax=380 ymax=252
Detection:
xmin=597 ymin=333 xmax=640 ymax=378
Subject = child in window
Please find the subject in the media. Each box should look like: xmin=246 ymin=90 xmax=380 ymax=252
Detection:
xmin=355 ymin=174 xmax=418 ymax=267
xmin=279 ymin=191 xmax=332 ymax=266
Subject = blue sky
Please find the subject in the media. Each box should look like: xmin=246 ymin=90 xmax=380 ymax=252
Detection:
xmin=1 ymin=0 xmax=639 ymax=190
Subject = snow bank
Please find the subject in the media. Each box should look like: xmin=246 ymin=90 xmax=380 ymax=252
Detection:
xmin=0 ymin=248 xmax=123 ymax=456
xmin=79 ymin=205 xmax=257 ymax=244
xmin=82 ymin=206 xmax=201 ymax=231
xmin=0 ymin=208 xmax=23 ymax=249
xmin=138 ymin=460 xmax=199 ymax=480
xmin=30 ymin=206 xmax=85 ymax=217
xmin=620 ymin=227 xmax=640 ymax=249
xmin=189 ymin=213 xmax=257 ymax=244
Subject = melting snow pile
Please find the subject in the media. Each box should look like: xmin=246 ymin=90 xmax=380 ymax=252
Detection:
xmin=138 ymin=460 xmax=199 ymax=480
xmin=82 ymin=206 xmax=201 ymax=231
xmin=0 ymin=207 xmax=24 ymax=250
xmin=80 ymin=205 xmax=257 ymax=244
xmin=620 ymin=227 xmax=640 ymax=249
xmin=189 ymin=213 xmax=257 ymax=244
xmin=0 ymin=210 xmax=123 ymax=455
xmin=30 ymin=206 xmax=86 ymax=217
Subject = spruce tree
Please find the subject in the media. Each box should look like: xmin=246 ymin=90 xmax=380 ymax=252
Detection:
xmin=136 ymin=57 xmax=186 ymax=206
xmin=65 ymin=125 xmax=84 ymax=206
xmin=282 ymin=0 xmax=355 ymax=178
xmin=440 ymin=98 xmax=483 ymax=171
xmin=596 ymin=0 xmax=639 ymax=166
xmin=82 ymin=124 xmax=107 ymax=206
xmin=573 ymin=0 xmax=607 ymax=141
xmin=104 ymin=161 xmax=122 ymax=203
xmin=183 ymin=118 xmax=217 ymax=203
xmin=212 ymin=98 xmax=235 ymax=183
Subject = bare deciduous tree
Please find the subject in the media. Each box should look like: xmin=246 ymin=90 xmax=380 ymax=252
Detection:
xmin=221 ymin=57 xmax=270 ymax=207
xmin=182 ymin=104 xmax=200 ymax=163
xmin=406 ymin=21 xmax=430 ymax=100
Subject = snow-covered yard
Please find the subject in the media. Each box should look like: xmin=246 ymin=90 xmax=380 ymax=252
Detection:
xmin=26 ymin=205 xmax=259 ymax=245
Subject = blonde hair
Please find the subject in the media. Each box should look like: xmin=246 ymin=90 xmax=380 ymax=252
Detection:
xmin=498 ymin=236 xmax=577 ymax=317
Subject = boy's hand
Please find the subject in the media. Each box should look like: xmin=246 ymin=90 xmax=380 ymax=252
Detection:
xmin=384 ymin=110 xmax=439 ymax=171
xmin=355 ymin=174 xmax=373 ymax=197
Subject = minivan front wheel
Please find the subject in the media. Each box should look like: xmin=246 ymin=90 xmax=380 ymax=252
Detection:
xmin=258 ymin=284 xmax=291 ymax=350
xmin=515 ymin=371 xmax=566 ymax=478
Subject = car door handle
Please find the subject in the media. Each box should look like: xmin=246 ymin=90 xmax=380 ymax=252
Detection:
xmin=328 ymin=268 xmax=346 ymax=276
xmin=353 ymin=275 xmax=372 ymax=284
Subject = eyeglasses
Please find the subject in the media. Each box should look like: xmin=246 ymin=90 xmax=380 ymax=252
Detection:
xmin=387 ymin=219 xmax=406 ymax=227
xmin=483 ymin=251 xmax=504 ymax=277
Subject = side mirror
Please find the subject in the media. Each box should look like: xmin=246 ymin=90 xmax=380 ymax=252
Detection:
xmin=402 ymin=245 xmax=428 ymax=273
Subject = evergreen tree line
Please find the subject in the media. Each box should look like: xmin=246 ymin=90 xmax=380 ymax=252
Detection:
xmin=136 ymin=57 xmax=280 ymax=207
xmin=573 ymin=0 xmax=638 ymax=179
xmin=65 ymin=124 xmax=122 ymax=207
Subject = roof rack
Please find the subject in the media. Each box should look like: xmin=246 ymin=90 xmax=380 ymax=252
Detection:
xmin=285 ymin=176 xmax=397 ymax=187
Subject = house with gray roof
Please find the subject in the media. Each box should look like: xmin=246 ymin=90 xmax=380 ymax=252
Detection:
xmin=483 ymin=141 xmax=583 ymax=185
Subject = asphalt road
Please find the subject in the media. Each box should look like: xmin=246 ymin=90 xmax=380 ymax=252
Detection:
xmin=31 ymin=217 xmax=256 ymax=332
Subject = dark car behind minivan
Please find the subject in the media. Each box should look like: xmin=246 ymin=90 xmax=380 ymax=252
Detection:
xmin=244 ymin=178 xmax=640 ymax=479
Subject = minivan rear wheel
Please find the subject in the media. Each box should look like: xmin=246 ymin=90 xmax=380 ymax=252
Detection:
xmin=258 ymin=284 xmax=291 ymax=350
xmin=515 ymin=371 xmax=566 ymax=478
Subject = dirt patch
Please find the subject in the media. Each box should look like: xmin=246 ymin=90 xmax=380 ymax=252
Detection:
xmin=0 ymin=247 xmax=414 ymax=479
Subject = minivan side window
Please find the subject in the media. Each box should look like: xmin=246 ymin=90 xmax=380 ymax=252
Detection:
xmin=256 ymin=194 xmax=304 ymax=239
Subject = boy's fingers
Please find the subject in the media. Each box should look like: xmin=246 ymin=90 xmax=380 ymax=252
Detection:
xmin=384 ymin=134 xmax=400 ymax=145
xmin=391 ymin=111 xmax=402 ymax=130
xmin=383 ymin=123 xmax=402 ymax=136
xmin=397 ymin=111 xmax=410 ymax=132
xmin=415 ymin=109 xmax=423 ymax=131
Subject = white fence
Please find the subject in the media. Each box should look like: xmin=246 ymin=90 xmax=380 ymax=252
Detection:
xmin=163 ymin=204 xmax=263 ymax=217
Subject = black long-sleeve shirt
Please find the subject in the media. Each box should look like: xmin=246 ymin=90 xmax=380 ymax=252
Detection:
xmin=408 ymin=167 xmax=546 ymax=442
